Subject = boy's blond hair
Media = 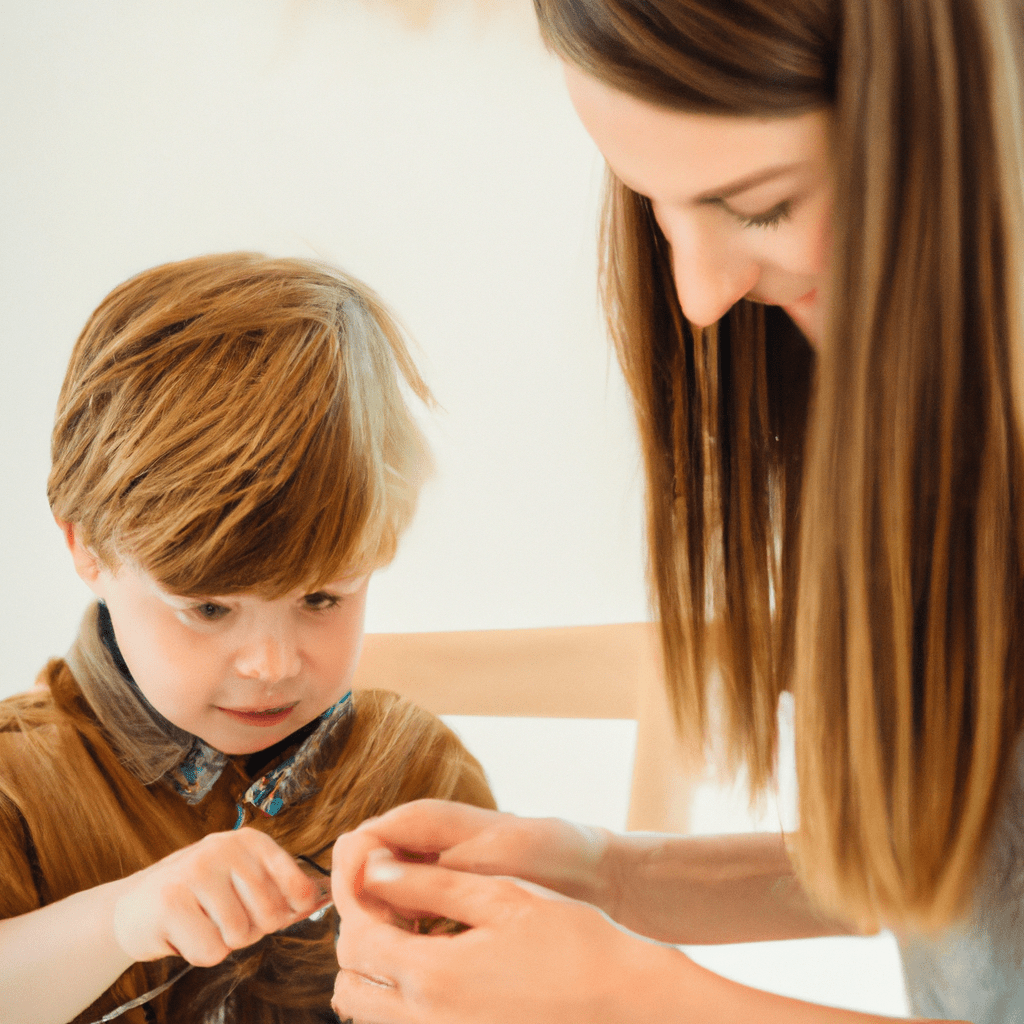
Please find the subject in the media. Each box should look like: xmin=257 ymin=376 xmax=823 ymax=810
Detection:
xmin=48 ymin=252 xmax=432 ymax=594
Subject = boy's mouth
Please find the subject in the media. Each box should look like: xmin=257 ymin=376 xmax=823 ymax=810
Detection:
xmin=217 ymin=702 xmax=299 ymax=726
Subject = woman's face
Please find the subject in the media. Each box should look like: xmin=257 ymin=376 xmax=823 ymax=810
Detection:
xmin=563 ymin=64 xmax=832 ymax=347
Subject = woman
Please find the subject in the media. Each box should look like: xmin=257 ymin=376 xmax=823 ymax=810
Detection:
xmin=330 ymin=1 xmax=1024 ymax=1021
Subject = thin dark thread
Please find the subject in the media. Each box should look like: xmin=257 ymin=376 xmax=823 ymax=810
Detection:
xmin=297 ymin=854 xmax=331 ymax=876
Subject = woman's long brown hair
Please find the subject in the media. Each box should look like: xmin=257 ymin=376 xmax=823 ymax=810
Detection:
xmin=536 ymin=0 xmax=1024 ymax=930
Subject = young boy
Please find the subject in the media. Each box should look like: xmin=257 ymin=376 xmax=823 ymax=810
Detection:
xmin=0 ymin=253 xmax=494 ymax=1024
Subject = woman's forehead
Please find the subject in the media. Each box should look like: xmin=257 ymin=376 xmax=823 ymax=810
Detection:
xmin=562 ymin=61 xmax=830 ymax=205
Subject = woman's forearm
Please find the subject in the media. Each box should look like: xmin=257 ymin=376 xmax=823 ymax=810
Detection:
xmin=632 ymin=943 xmax=960 ymax=1024
xmin=602 ymin=830 xmax=860 ymax=945
xmin=334 ymin=824 xmax=959 ymax=1024
xmin=0 ymin=877 xmax=135 ymax=1024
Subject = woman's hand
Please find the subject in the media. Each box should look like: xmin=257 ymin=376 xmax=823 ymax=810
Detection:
xmin=330 ymin=829 xmax=676 ymax=1024
xmin=112 ymin=827 xmax=328 ymax=966
xmin=340 ymin=798 xmax=617 ymax=912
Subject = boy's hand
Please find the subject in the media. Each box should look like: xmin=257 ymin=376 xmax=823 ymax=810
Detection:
xmin=112 ymin=828 xmax=326 ymax=966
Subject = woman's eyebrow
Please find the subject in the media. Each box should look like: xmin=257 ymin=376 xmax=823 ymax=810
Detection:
xmin=692 ymin=161 xmax=807 ymax=204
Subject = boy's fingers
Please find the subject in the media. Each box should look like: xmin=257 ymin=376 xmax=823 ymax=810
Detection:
xmin=194 ymin=877 xmax=258 ymax=949
xmin=224 ymin=828 xmax=322 ymax=923
xmin=164 ymin=892 xmax=233 ymax=967
xmin=361 ymin=848 xmax=532 ymax=928
xmin=238 ymin=827 xmax=320 ymax=913
xmin=229 ymin=866 xmax=297 ymax=934
xmin=195 ymin=834 xmax=313 ymax=946
xmin=266 ymin=851 xmax=321 ymax=914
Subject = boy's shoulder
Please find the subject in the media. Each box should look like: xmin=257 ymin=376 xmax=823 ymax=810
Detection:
xmin=348 ymin=686 xmax=446 ymax=731
xmin=0 ymin=658 xmax=109 ymax=774
xmin=0 ymin=659 xmax=66 ymax=735
xmin=343 ymin=687 xmax=495 ymax=812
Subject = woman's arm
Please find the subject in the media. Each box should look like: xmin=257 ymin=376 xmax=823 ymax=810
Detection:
xmin=603 ymin=830 xmax=862 ymax=944
xmin=330 ymin=835 xmax=961 ymax=1024
xmin=341 ymin=801 xmax=857 ymax=945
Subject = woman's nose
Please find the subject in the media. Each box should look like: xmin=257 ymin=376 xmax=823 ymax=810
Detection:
xmin=234 ymin=632 xmax=301 ymax=684
xmin=657 ymin=208 xmax=760 ymax=328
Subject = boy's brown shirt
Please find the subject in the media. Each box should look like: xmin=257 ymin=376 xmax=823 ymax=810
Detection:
xmin=0 ymin=608 xmax=494 ymax=1023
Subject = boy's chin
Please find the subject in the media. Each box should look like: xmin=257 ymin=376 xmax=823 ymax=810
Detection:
xmin=194 ymin=716 xmax=310 ymax=756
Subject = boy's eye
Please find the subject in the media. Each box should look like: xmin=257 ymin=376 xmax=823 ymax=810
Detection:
xmin=193 ymin=602 xmax=229 ymax=621
xmin=303 ymin=592 xmax=341 ymax=612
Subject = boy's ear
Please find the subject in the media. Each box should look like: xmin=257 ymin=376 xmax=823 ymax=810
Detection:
xmin=55 ymin=518 xmax=105 ymax=591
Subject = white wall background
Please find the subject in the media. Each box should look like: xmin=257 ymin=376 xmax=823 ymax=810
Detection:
xmin=0 ymin=0 xmax=908 ymax=1014
xmin=0 ymin=0 xmax=647 ymax=685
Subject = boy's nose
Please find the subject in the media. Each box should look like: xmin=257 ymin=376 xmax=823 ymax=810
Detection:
xmin=234 ymin=633 xmax=302 ymax=684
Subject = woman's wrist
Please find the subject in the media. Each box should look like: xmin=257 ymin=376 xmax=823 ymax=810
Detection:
xmin=590 ymin=826 xmax=666 ymax=927
xmin=550 ymin=818 xmax=620 ymax=913
xmin=606 ymin=930 xmax=700 ymax=1023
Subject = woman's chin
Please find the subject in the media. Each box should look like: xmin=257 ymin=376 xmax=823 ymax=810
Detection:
xmin=782 ymin=303 xmax=820 ymax=349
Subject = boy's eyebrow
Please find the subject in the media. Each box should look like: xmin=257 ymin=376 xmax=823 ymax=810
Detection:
xmin=691 ymin=161 xmax=807 ymax=205
xmin=151 ymin=585 xmax=217 ymax=607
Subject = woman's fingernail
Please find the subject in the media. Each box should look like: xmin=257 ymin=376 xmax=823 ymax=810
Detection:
xmin=365 ymin=849 xmax=404 ymax=884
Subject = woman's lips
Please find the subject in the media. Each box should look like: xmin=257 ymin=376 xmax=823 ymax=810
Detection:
xmin=787 ymin=288 xmax=817 ymax=306
xmin=781 ymin=288 xmax=817 ymax=323
xmin=747 ymin=288 xmax=817 ymax=308
xmin=217 ymin=703 xmax=298 ymax=727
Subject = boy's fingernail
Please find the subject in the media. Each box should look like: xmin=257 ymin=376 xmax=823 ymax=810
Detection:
xmin=365 ymin=848 xmax=404 ymax=884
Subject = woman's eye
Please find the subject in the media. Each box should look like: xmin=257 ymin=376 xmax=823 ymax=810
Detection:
xmin=303 ymin=592 xmax=341 ymax=612
xmin=736 ymin=200 xmax=792 ymax=230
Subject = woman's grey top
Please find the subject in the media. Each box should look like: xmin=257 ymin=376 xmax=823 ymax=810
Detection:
xmin=899 ymin=744 xmax=1024 ymax=1022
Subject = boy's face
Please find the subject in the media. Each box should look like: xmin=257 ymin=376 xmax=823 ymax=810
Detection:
xmin=64 ymin=526 xmax=370 ymax=754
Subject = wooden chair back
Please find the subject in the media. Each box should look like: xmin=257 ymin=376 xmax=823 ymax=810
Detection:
xmin=352 ymin=623 xmax=696 ymax=832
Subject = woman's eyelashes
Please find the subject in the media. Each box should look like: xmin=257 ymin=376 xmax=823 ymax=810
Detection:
xmin=733 ymin=199 xmax=793 ymax=230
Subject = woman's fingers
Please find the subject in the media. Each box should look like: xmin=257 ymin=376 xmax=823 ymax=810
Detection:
xmin=333 ymin=828 xmax=528 ymax=935
xmin=353 ymin=799 xmax=551 ymax=880
xmin=331 ymin=844 xmax=656 ymax=1024
xmin=332 ymin=851 xmax=419 ymax=1023
xmin=354 ymin=799 xmax=506 ymax=855
xmin=362 ymin=847 xmax=565 ymax=927
xmin=351 ymin=801 xmax=610 ymax=906
xmin=332 ymin=828 xmax=386 ymax=906
xmin=333 ymin=960 xmax=406 ymax=1024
